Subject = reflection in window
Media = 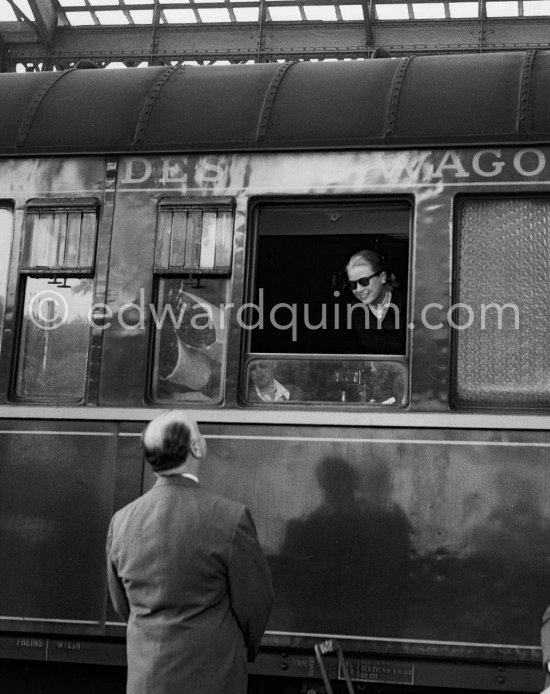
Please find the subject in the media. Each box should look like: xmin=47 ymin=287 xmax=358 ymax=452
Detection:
xmin=151 ymin=201 xmax=234 ymax=404
xmin=151 ymin=277 xmax=229 ymax=403
xmin=244 ymin=358 xmax=407 ymax=406
xmin=0 ymin=208 xmax=13 ymax=355
xmin=16 ymin=278 xmax=93 ymax=400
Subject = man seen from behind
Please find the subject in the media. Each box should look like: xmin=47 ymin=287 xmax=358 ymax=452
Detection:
xmin=106 ymin=410 xmax=273 ymax=694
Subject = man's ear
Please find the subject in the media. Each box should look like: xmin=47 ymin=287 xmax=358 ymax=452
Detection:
xmin=190 ymin=435 xmax=206 ymax=459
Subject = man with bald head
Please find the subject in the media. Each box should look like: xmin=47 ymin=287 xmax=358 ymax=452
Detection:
xmin=106 ymin=411 xmax=273 ymax=694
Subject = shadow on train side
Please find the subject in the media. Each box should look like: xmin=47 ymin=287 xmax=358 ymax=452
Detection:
xmin=268 ymin=454 xmax=550 ymax=645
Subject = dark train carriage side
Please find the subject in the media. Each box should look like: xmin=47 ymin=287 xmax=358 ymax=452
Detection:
xmin=0 ymin=53 xmax=550 ymax=692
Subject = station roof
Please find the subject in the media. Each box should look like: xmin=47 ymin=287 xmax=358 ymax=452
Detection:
xmin=3 ymin=50 xmax=550 ymax=155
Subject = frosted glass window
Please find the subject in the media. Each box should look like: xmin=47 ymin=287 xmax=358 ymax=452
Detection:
xmin=455 ymin=198 xmax=550 ymax=405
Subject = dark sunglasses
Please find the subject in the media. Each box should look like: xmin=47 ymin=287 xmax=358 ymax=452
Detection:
xmin=347 ymin=270 xmax=382 ymax=290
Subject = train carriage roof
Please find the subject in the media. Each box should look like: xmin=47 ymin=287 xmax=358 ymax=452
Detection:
xmin=3 ymin=51 xmax=550 ymax=155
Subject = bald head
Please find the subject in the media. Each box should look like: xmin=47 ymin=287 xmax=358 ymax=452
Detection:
xmin=142 ymin=411 xmax=206 ymax=473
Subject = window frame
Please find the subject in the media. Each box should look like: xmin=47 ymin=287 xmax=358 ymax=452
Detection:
xmin=241 ymin=195 xmax=413 ymax=407
xmin=10 ymin=198 xmax=100 ymax=404
xmin=147 ymin=197 xmax=236 ymax=406
xmin=451 ymin=193 xmax=550 ymax=410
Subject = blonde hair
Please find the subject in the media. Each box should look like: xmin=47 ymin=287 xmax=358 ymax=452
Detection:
xmin=346 ymin=250 xmax=399 ymax=289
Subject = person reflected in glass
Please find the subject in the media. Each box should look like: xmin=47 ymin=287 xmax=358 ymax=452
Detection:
xmin=248 ymin=361 xmax=303 ymax=403
xmin=346 ymin=249 xmax=406 ymax=354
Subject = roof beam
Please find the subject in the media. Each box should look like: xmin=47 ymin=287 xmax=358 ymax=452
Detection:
xmin=25 ymin=0 xmax=58 ymax=45
xmin=3 ymin=17 xmax=550 ymax=69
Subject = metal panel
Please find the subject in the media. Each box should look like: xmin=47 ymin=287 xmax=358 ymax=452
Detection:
xmin=0 ymin=422 xmax=118 ymax=631
xmin=134 ymin=422 xmax=550 ymax=654
xmin=25 ymin=67 xmax=165 ymax=150
xmin=143 ymin=63 xmax=281 ymax=147
xmin=267 ymin=59 xmax=400 ymax=144
xmin=528 ymin=50 xmax=550 ymax=136
xmin=393 ymin=52 xmax=524 ymax=141
xmin=0 ymin=72 xmax=55 ymax=148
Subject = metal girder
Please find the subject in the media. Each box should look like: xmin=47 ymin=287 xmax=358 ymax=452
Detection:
xmin=27 ymin=0 xmax=58 ymax=46
xmin=3 ymin=17 xmax=550 ymax=69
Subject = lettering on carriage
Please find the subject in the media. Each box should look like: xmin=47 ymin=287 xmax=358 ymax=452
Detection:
xmin=343 ymin=658 xmax=414 ymax=685
xmin=16 ymin=638 xmax=44 ymax=648
xmin=121 ymin=157 xmax=228 ymax=188
xmin=290 ymin=655 xmax=317 ymax=676
xmin=56 ymin=640 xmax=83 ymax=651
xmin=373 ymin=148 xmax=548 ymax=182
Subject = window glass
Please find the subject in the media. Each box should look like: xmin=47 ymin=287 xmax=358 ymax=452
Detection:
xmin=0 ymin=208 xmax=13 ymax=354
xmin=455 ymin=198 xmax=550 ymax=405
xmin=151 ymin=277 xmax=229 ymax=403
xmin=15 ymin=201 xmax=99 ymax=402
xmin=15 ymin=277 xmax=93 ymax=400
xmin=245 ymin=201 xmax=410 ymax=406
xmin=151 ymin=201 xmax=234 ymax=404
xmin=245 ymin=357 xmax=407 ymax=406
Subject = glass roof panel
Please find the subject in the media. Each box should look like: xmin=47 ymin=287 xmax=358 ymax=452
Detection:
xmin=89 ymin=0 xmax=121 ymax=6
xmin=95 ymin=9 xmax=129 ymax=22
xmin=486 ymin=0 xmax=519 ymax=15
xmin=524 ymin=0 xmax=550 ymax=14
xmin=163 ymin=7 xmax=196 ymax=20
xmin=66 ymin=10 xmax=96 ymax=23
xmin=130 ymin=8 xmax=153 ymax=21
xmin=376 ymin=3 xmax=409 ymax=18
xmin=269 ymin=5 xmax=302 ymax=19
xmin=13 ymin=0 xmax=35 ymax=19
xmin=123 ymin=0 xmax=151 ymax=4
xmin=304 ymin=5 xmax=337 ymax=19
xmin=197 ymin=7 xmax=231 ymax=20
xmin=340 ymin=4 xmax=364 ymax=19
xmin=58 ymin=0 xmax=86 ymax=7
xmin=449 ymin=1 xmax=478 ymax=16
xmin=0 ymin=0 xmax=17 ymax=20
xmin=413 ymin=2 xmax=445 ymax=18
xmin=234 ymin=6 xmax=259 ymax=19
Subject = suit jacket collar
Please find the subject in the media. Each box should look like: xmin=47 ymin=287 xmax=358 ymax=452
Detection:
xmin=154 ymin=475 xmax=200 ymax=488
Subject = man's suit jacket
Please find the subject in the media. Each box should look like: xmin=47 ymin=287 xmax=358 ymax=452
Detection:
xmin=542 ymin=605 xmax=550 ymax=687
xmin=106 ymin=475 xmax=273 ymax=694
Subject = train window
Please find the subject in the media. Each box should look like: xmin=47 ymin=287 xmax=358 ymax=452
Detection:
xmin=150 ymin=201 xmax=234 ymax=403
xmin=0 ymin=208 xmax=13 ymax=355
xmin=245 ymin=357 xmax=408 ymax=405
xmin=244 ymin=200 xmax=410 ymax=406
xmin=14 ymin=201 xmax=99 ymax=401
xmin=454 ymin=197 xmax=550 ymax=406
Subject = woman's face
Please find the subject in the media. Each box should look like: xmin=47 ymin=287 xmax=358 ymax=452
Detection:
xmin=347 ymin=263 xmax=387 ymax=305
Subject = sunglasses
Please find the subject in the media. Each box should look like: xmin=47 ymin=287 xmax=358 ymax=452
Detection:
xmin=347 ymin=270 xmax=382 ymax=290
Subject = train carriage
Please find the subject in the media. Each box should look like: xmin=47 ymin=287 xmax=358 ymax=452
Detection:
xmin=1 ymin=52 xmax=550 ymax=692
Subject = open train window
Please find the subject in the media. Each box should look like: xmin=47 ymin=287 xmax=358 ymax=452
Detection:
xmin=0 ymin=208 xmax=13 ymax=359
xmin=243 ymin=200 xmax=410 ymax=406
xmin=14 ymin=200 xmax=98 ymax=401
xmin=454 ymin=196 xmax=550 ymax=407
xmin=150 ymin=200 xmax=233 ymax=404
